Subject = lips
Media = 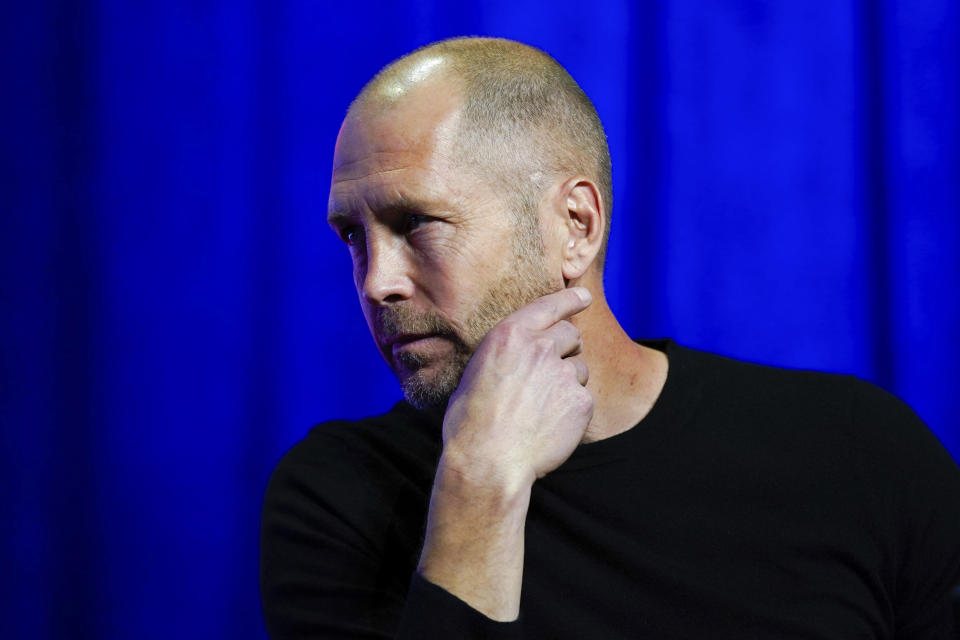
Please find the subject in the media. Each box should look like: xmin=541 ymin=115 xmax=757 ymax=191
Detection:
xmin=388 ymin=333 xmax=438 ymax=350
xmin=387 ymin=334 xmax=445 ymax=367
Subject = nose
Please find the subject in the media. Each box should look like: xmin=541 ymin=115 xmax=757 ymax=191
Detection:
xmin=360 ymin=233 xmax=414 ymax=305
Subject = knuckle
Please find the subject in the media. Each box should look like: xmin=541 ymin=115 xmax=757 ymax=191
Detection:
xmin=483 ymin=331 xmax=507 ymax=354
xmin=501 ymin=320 xmax=524 ymax=341
xmin=488 ymin=320 xmax=519 ymax=346
xmin=573 ymin=388 xmax=594 ymax=413
xmin=531 ymin=336 xmax=554 ymax=356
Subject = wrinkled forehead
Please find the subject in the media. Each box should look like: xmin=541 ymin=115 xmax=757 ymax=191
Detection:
xmin=328 ymin=91 xmax=482 ymax=221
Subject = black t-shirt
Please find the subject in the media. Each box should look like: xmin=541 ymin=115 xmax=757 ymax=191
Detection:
xmin=261 ymin=340 xmax=960 ymax=638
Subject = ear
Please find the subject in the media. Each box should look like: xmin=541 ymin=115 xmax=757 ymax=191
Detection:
xmin=556 ymin=176 xmax=605 ymax=281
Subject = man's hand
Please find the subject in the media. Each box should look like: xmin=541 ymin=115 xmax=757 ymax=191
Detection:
xmin=441 ymin=286 xmax=594 ymax=488
xmin=418 ymin=287 xmax=594 ymax=621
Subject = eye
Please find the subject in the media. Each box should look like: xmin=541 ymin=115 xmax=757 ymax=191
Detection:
xmin=340 ymin=225 xmax=364 ymax=247
xmin=403 ymin=213 xmax=429 ymax=233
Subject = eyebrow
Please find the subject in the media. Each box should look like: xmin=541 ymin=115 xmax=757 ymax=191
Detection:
xmin=327 ymin=194 xmax=436 ymax=227
xmin=326 ymin=209 xmax=356 ymax=228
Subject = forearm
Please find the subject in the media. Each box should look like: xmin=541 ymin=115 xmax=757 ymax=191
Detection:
xmin=417 ymin=452 xmax=533 ymax=621
xmin=414 ymin=288 xmax=593 ymax=624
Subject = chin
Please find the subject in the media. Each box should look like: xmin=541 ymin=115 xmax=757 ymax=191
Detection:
xmin=401 ymin=378 xmax=453 ymax=409
xmin=397 ymin=360 xmax=464 ymax=410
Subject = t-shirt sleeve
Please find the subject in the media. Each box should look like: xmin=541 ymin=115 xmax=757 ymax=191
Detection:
xmin=850 ymin=379 xmax=960 ymax=639
xmin=260 ymin=431 xmax=524 ymax=639
xmin=395 ymin=573 xmax=524 ymax=638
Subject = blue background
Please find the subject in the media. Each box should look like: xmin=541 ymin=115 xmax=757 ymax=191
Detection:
xmin=2 ymin=1 xmax=957 ymax=637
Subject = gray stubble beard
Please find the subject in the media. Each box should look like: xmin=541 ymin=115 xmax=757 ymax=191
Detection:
xmin=399 ymin=217 xmax=562 ymax=410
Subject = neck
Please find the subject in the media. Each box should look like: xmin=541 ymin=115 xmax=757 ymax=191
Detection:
xmin=570 ymin=278 xmax=669 ymax=443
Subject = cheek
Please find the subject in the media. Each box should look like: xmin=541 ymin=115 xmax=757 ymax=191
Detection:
xmin=415 ymin=262 xmax=483 ymax=332
xmin=408 ymin=233 xmax=474 ymax=299
xmin=545 ymin=220 xmax=567 ymax=263
xmin=352 ymin=261 xmax=366 ymax=290
xmin=349 ymin=245 xmax=371 ymax=289
xmin=409 ymin=217 xmax=514 ymax=309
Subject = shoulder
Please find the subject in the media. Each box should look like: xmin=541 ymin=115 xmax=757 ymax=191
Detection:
xmin=268 ymin=401 xmax=442 ymax=497
xmin=283 ymin=400 xmax=437 ymax=460
xmin=263 ymin=402 xmax=441 ymax=544
xmin=261 ymin=402 xmax=442 ymax=577
xmin=661 ymin=340 xmax=956 ymax=477
xmin=663 ymin=341 xmax=860 ymax=426
xmin=662 ymin=341 xmax=960 ymax=630
xmin=670 ymin=338 xmax=960 ymax=522
xmin=260 ymin=403 xmax=442 ymax=634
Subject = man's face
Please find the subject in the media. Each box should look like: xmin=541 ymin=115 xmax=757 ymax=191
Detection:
xmin=328 ymin=83 xmax=561 ymax=408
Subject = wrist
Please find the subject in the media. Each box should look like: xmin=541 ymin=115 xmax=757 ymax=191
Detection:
xmin=434 ymin=450 xmax=534 ymax=516
xmin=420 ymin=451 xmax=532 ymax=621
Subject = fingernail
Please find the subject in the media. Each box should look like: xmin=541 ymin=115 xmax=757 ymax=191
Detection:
xmin=575 ymin=287 xmax=592 ymax=304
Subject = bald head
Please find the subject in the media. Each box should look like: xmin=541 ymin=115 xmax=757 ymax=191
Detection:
xmin=349 ymin=37 xmax=613 ymax=265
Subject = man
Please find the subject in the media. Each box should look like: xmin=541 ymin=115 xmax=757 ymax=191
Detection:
xmin=261 ymin=37 xmax=960 ymax=638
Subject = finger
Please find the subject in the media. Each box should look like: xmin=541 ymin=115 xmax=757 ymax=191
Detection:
xmin=568 ymin=357 xmax=589 ymax=386
xmin=542 ymin=320 xmax=582 ymax=357
xmin=509 ymin=287 xmax=592 ymax=331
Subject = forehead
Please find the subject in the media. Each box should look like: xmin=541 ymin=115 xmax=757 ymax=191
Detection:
xmin=328 ymin=89 xmax=468 ymax=218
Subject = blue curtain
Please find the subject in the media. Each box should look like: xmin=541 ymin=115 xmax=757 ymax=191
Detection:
xmin=3 ymin=1 xmax=957 ymax=637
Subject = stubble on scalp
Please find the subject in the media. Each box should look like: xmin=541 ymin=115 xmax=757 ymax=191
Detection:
xmin=351 ymin=36 xmax=613 ymax=265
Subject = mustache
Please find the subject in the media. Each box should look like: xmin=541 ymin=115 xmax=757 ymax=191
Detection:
xmin=374 ymin=305 xmax=465 ymax=347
